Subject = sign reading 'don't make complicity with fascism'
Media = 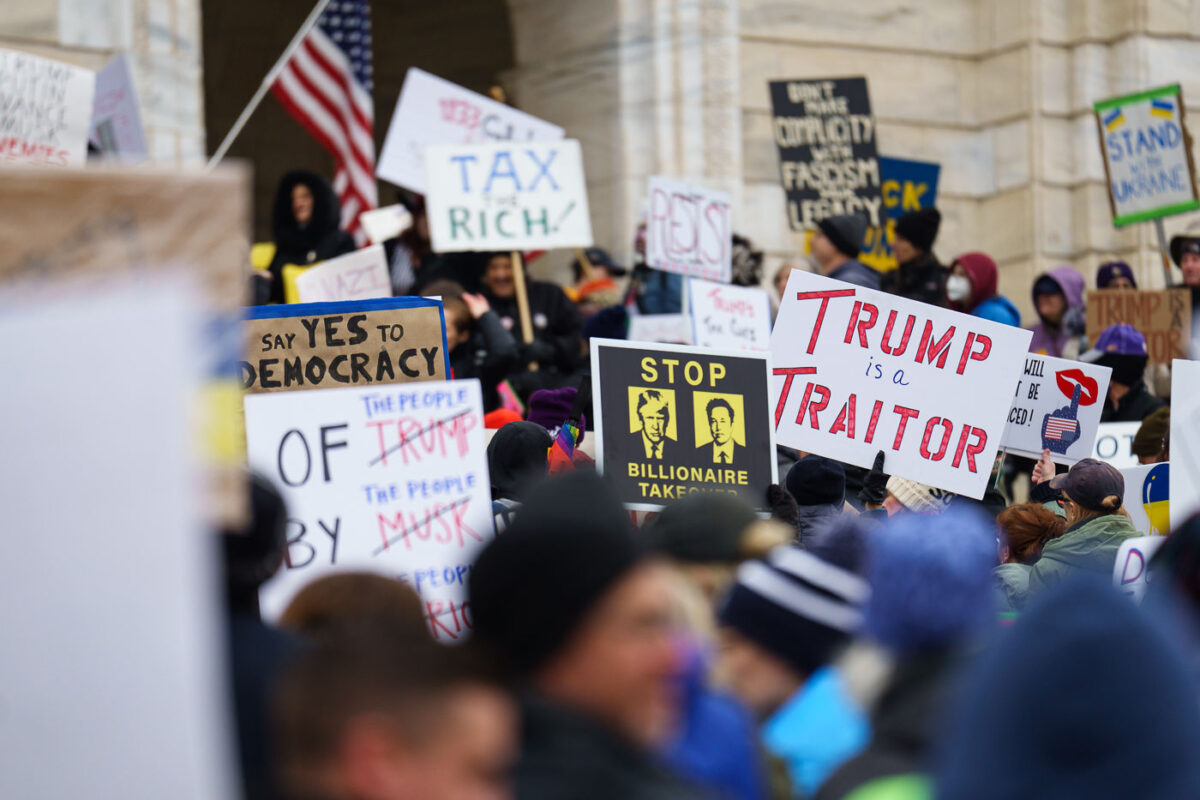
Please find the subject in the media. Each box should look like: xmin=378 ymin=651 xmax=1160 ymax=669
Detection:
xmin=770 ymin=271 xmax=1032 ymax=499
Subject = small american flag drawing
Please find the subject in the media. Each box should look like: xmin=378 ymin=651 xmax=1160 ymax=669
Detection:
xmin=1044 ymin=417 xmax=1078 ymax=441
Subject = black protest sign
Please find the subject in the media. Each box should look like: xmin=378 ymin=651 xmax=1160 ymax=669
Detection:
xmin=590 ymin=339 xmax=777 ymax=511
xmin=769 ymin=77 xmax=882 ymax=231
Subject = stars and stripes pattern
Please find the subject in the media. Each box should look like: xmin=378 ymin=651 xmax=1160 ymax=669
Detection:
xmin=271 ymin=0 xmax=376 ymax=240
xmin=1043 ymin=417 xmax=1078 ymax=442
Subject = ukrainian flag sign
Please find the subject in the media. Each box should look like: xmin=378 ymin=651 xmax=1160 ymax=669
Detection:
xmin=1121 ymin=462 xmax=1170 ymax=536
xmin=1094 ymin=84 xmax=1199 ymax=226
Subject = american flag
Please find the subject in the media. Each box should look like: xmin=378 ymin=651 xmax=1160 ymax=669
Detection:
xmin=1044 ymin=418 xmax=1078 ymax=441
xmin=271 ymin=0 xmax=377 ymax=240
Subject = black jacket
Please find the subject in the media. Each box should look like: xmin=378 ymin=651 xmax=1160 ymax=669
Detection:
xmin=884 ymin=252 xmax=946 ymax=308
xmin=449 ymin=310 xmax=519 ymax=411
xmin=1101 ymin=380 xmax=1166 ymax=423
xmin=486 ymin=280 xmax=583 ymax=375
xmin=267 ymin=170 xmax=355 ymax=303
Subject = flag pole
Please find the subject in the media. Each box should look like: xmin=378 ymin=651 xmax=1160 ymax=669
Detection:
xmin=206 ymin=0 xmax=333 ymax=169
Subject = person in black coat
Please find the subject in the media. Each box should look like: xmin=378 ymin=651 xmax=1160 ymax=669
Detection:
xmin=1081 ymin=324 xmax=1166 ymax=423
xmin=883 ymin=207 xmax=946 ymax=307
xmin=441 ymin=289 xmax=519 ymax=412
xmin=266 ymin=170 xmax=356 ymax=303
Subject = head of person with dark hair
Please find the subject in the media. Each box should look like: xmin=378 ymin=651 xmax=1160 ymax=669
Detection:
xmin=1133 ymin=406 xmax=1170 ymax=464
xmin=486 ymin=421 xmax=551 ymax=503
xmin=730 ymin=234 xmax=764 ymax=286
xmin=278 ymin=572 xmax=427 ymax=641
xmin=223 ymin=471 xmax=289 ymax=613
xmin=481 ymin=252 xmax=516 ymax=299
xmin=1096 ymin=260 xmax=1137 ymax=289
xmin=271 ymin=170 xmax=345 ymax=254
xmin=274 ymin=620 xmax=515 ymax=800
xmin=996 ymin=503 xmax=1066 ymax=565
xmin=1081 ymin=323 xmax=1166 ymax=422
xmin=893 ymin=207 xmax=941 ymax=265
xmin=1048 ymin=458 xmax=1124 ymax=525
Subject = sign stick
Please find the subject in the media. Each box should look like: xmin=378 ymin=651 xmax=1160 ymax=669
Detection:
xmin=1154 ymin=217 xmax=1174 ymax=288
xmin=510 ymin=251 xmax=538 ymax=372
xmin=575 ymin=248 xmax=596 ymax=281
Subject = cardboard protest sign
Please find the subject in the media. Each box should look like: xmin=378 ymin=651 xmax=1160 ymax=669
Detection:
xmin=245 ymin=380 xmax=493 ymax=639
xmin=426 ymin=139 xmax=593 ymax=252
xmin=359 ymin=203 xmax=413 ymax=244
xmin=1091 ymin=421 xmax=1142 ymax=469
xmin=1170 ymin=358 xmax=1200 ymax=525
xmin=771 ymin=271 xmax=1032 ymax=498
xmin=645 ymin=177 xmax=732 ymax=282
xmin=1000 ymin=353 xmax=1111 ymax=464
xmin=89 ymin=53 xmax=147 ymax=163
xmin=1094 ymin=84 xmax=1199 ymax=226
xmin=860 ymin=157 xmax=941 ymax=273
xmin=243 ymin=297 xmax=449 ymax=394
xmin=687 ymin=279 xmax=771 ymax=351
xmin=1120 ymin=462 xmax=1170 ymax=536
xmin=591 ymin=339 xmax=777 ymax=511
xmin=1113 ymin=537 xmax=1166 ymax=602
xmin=293 ymin=244 xmax=392 ymax=303
xmin=627 ymin=313 xmax=692 ymax=345
xmin=0 ymin=47 xmax=95 ymax=167
xmin=377 ymin=67 xmax=564 ymax=193
xmin=769 ymin=77 xmax=882 ymax=230
xmin=1085 ymin=289 xmax=1191 ymax=365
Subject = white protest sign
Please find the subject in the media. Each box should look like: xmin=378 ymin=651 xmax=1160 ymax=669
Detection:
xmin=89 ymin=53 xmax=147 ymax=163
xmin=1170 ymin=358 xmax=1200 ymax=524
xmin=1091 ymin=421 xmax=1141 ymax=469
xmin=1113 ymin=536 xmax=1166 ymax=602
xmin=646 ymin=177 xmax=733 ymax=282
xmin=426 ymin=139 xmax=593 ymax=252
xmin=1000 ymin=354 xmax=1111 ymax=464
xmin=770 ymin=271 xmax=1032 ymax=498
xmin=245 ymin=380 xmax=493 ymax=641
xmin=0 ymin=47 xmax=95 ymax=167
xmin=687 ymin=278 xmax=771 ymax=351
xmin=377 ymin=67 xmax=564 ymax=193
xmin=293 ymin=244 xmax=392 ymax=303
xmin=359 ymin=203 xmax=413 ymax=245
xmin=627 ymin=313 xmax=692 ymax=344
xmin=1120 ymin=462 xmax=1170 ymax=536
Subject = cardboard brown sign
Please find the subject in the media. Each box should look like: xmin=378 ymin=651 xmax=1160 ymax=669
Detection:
xmin=1085 ymin=289 xmax=1191 ymax=365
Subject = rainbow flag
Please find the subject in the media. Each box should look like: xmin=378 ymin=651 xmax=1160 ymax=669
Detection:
xmin=1151 ymin=98 xmax=1175 ymax=119
xmin=548 ymin=421 xmax=580 ymax=474
xmin=1104 ymin=108 xmax=1125 ymax=131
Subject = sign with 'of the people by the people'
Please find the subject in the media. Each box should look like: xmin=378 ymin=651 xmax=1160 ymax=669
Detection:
xmin=425 ymin=139 xmax=594 ymax=252
xmin=242 ymin=297 xmax=449 ymax=394
xmin=590 ymin=339 xmax=777 ymax=511
xmin=769 ymin=77 xmax=882 ymax=230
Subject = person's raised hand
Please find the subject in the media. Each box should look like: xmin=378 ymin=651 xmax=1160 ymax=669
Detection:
xmin=1032 ymin=448 xmax=1055 ymax=485
xmin=462 ymin=292 xmax=490 ymax=319
xmin=858 ymin=450 xmax=889 ymax=507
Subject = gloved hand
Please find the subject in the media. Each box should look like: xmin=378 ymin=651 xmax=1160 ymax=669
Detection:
xmin=520 ymin=339 xmax=555 ymax=365
xmin=766 ymin=484 xmax=799 ymax=527
xmin=858 ymin=450 xmax=889 ymax=507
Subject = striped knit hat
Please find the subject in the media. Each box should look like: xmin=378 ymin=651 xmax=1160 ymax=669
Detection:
xmin=718 ymin=543 xmax=870 ymax=675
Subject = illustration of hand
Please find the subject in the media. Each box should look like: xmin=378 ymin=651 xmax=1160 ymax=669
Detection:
xmin=1041 ymin=383 xmax=1082 ymax=455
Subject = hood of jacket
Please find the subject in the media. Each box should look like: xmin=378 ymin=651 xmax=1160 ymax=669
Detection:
xmin=951 ymin=252 xmax=997 ymax=312
xmin=271 ymin=169 xmax=343 ymax=256
xmin=972 ymin=295 xmax=1022 ymax=327
xmin=1031 ymin=265 xmax=1086 ymax=311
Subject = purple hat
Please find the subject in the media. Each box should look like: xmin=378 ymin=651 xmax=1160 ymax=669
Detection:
xmin=526 ymin=387 xmax=586 ymax=444
xmin=1096 ymin=261 xmax=1137 ymax=289
xmin=1049 ymin=458 xmax=1124 ymax=512
xmin=1080 ymin=323 xmax=1148 ymax=362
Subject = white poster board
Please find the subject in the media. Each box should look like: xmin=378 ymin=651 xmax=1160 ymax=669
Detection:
xmin=1119 ymin=462 xmax=1170 ymax=536
xmin=0 ymin=47 xmax=96 ymax=167
xmin=426 ymin=139 xmax=593 ymax=252
xmin=1113 ymin=536 xmax=1166 ymax=602
xmin=377 ymin=67 xmax=564 ymax=193
xmin=687 ymin=278 xmax=771 ymax=351
xmin=1000 ymin=353 xmax=1111 ymax=464
xmin=293 ymin=244 xmax=392 ymax=303
xmin=1170 ymin=358 xmax=1200 ymax=525
xmin=645 ymin=177 xmax=733 ymax=282
xmin=89 ymin=53 xmax=147 ymax=163
xmin=1092 ymin=421 xmax=1142 ymax=469
xmin=627 ymin=313 xmax=692 ymax=344
xmin=770 ymin=271 xmax=1032 ymax=498
xmin=359 ymin=204 xmax=413 ymax=245
xmin=245 ymin=380 xmax=493 ymax=641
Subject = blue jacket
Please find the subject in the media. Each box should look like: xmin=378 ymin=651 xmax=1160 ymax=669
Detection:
xmin=971 ymin=295 xmax=1021 ymax=327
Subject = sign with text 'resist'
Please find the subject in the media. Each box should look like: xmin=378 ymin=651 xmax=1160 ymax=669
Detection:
xmin=860 ymin=157 xmax=941 ymax=273
xmin=627 ymin=313 xmax=692 ymax=345
xmin=687 ymin=278 xmax=771 ymax=351
xmin=89 ymin=53 xmax=147 ymax=163
xmin=1085 ymin=288 xmax=1191 ymax=366
xmin=242 ymin=297 xmax=448 ymax=394
xmin=246 ymin=380 xmax=493 ymax=639
xmin=1092 ymin=421 xmax=1142 ymax=469
xmin=377 ymin=67 xmax=564 ymax=193
xmin=771 ymin=271 xmax=1032 ymax=498
xmin=769 ymin=77 xmax=881 ymax=230
xmin=0 ymin=47 xmax=95 ymax=167
xmin=1120 ymin=462 xmax=1170 ymax=536
xmin=1000 ymin=353 xmax=1111 ymax=464
xmin=1114 ymin=536 xmax=1166 ymax=602
xmin=426 ymin=139 xmax=593 ymax=252
xmin=1171 ymin=358 xmax=1200 ymax=525
xmin=1094 ymin=84 xmax=1199 ymax=226
xmin=591 ymin=339 xmax=777 ymax=511
xmin=294 ymin=244 xmax=392 ymax=303
xmin=645 ymin=176 xmax=732 ymax=282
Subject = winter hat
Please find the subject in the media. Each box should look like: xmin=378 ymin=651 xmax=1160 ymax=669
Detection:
xmin=1169 ymin=219 xmax=1200 ymax=266
xmin=936 ymin=578 xmax=1200 ymax=799
xmin=469 ymin=471 xmax=644 ymax=676
xmin=885 ymin=476 xmax=952 ymax=514
xmin=1080 ymin=323 xmax=1149 ymax=360
xmin=572 ymin=246 xmax=628 ymax=280
xmin=484 ymin=409 xmax=522 ymax=429
xmin=646 ymin=492 xmax=759 ymax=563
xmin=718 ymin=540 xmax=870 ymax=675
xmin=817 ymin=214 xmax=867 ymax=259
xmin=865 ymin=506 xmax=995 ymax=654
xmin=486 ymin=421 xmax=551 ymax=501
xmin=526 ymin=387 xmax=585 ymax=444
xmin=582 ymin=304 xmax=628 ymax=341
xmin=785 ymin=455 xmax=846 ymax=507
xmin=1132 ymin=407 xmax=1170 ymax=458
xmin=1096 ymin=260 xmax=1137 ymax=289
xmin=894 ymin=207 xmax=942 ymax=253
xmin=1032 ymin=274 xmax=1063 ymax=297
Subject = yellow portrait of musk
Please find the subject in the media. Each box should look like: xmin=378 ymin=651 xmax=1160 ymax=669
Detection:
xmin=628 ymin=386 xmax=678 ymax=460
xmin=693 ymin=391 xmax=746 ymax=465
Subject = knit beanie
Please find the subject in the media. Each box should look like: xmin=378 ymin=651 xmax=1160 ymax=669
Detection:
xmin=486 ymin=421 xmax=551 ymax=502
xmin=469 ymin=471 xmax=643 ymax=676
xmin=526 ymin=387 xmax=586 ymax=444
xmin=786 ymin=455 xmax=846 ymax=507
xmin=886 ymin=476 xmax=952 ymax=514
xmin=1132 ymin=407 xmax=1170 ymax=458
xmin=894 ymin=207 xmax=942 ymax=253
xmin=1096 ymin=260 xmax=1137 ymax=289
xmin=645 ymin=492 xmax=758 ymax=563
xmin=817 ymin=214 xmax=867 ymax=259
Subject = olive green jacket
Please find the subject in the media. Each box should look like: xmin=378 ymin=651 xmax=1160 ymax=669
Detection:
xmin=1026 ymin=513 xmax=1140 ymax=598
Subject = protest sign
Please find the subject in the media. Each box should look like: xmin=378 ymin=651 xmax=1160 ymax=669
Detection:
xmin=359 ymin=203 xmax=413 ymax=245
xmin=768 ymin=77 xmax=882 ymax=230
xmin=88 ymin=53 xmax=147 ymax=163
xmin=1094 ymin=84 xmax=1199 ymax=226
xmin=426 ymin=139 xmax=593 ymax=252
xmin=377 ymin=67 xmax=564 ymax=193
xmin=771 ymin=271 xmax=1032 ymax=498
xmin=293 ymin=244 xmax=392 ymax=303
xmin=1170 ymin=358 xmax=1200 ymax=524
xmin=591 ymin=339 xmax=777 ymax=511
xmin=1113 ymin=537 xmax=1166 ymax=602
xmin=1000 ymin=353 xmax=1111 ymax=464
xmin=1120 ymin=462 xmax=1170 ymax=536
xmin=860 ymin=157 xmax=941 ymax=272
xmin=645 ymin=177 xmax=733 ymax=282
xmin=627 ymin=313 xmax=692 ymax=345
xmin=1091 ymin=421 xmax=1142 ymax=469
xmin=0 ymin=47 xmax=95 ymax=167
xmin=245 ymin=380 xmax=493 ymax=638
xmin=687 ymin=279 xmax=771 ymax=351
xmin=243 ymin=297 xmax=448 ymax=394
xmin=1085 ymin=288 xmax=1191 ymax=365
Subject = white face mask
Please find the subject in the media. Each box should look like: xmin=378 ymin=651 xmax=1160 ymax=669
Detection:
xmin=946 ymin=274 xmax=972 ymax=302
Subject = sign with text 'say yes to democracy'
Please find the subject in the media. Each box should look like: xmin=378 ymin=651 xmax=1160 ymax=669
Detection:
xmin=426 ymin=139 xmax=593 ymax=252
xmin=687 ymin=278 xmax=771 ymax=351
xmin=645 ymin=177 xmax=733 ymax=282
xmin=591 ymin=339 xmax=777 ymax=511
xmin=1094 ymin=84 xmax=1200 ymax=226
xmin=1000 ymin=353 xmax=1111 ymax=465
xmin=245 ymin=380 xmax=493 ymax=640
xmin=771 ymin=271 xmax=1032 ymax=498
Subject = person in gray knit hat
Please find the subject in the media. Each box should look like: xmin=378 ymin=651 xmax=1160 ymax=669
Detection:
xmin=811 ymin=214 xmax=882 ymax=290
